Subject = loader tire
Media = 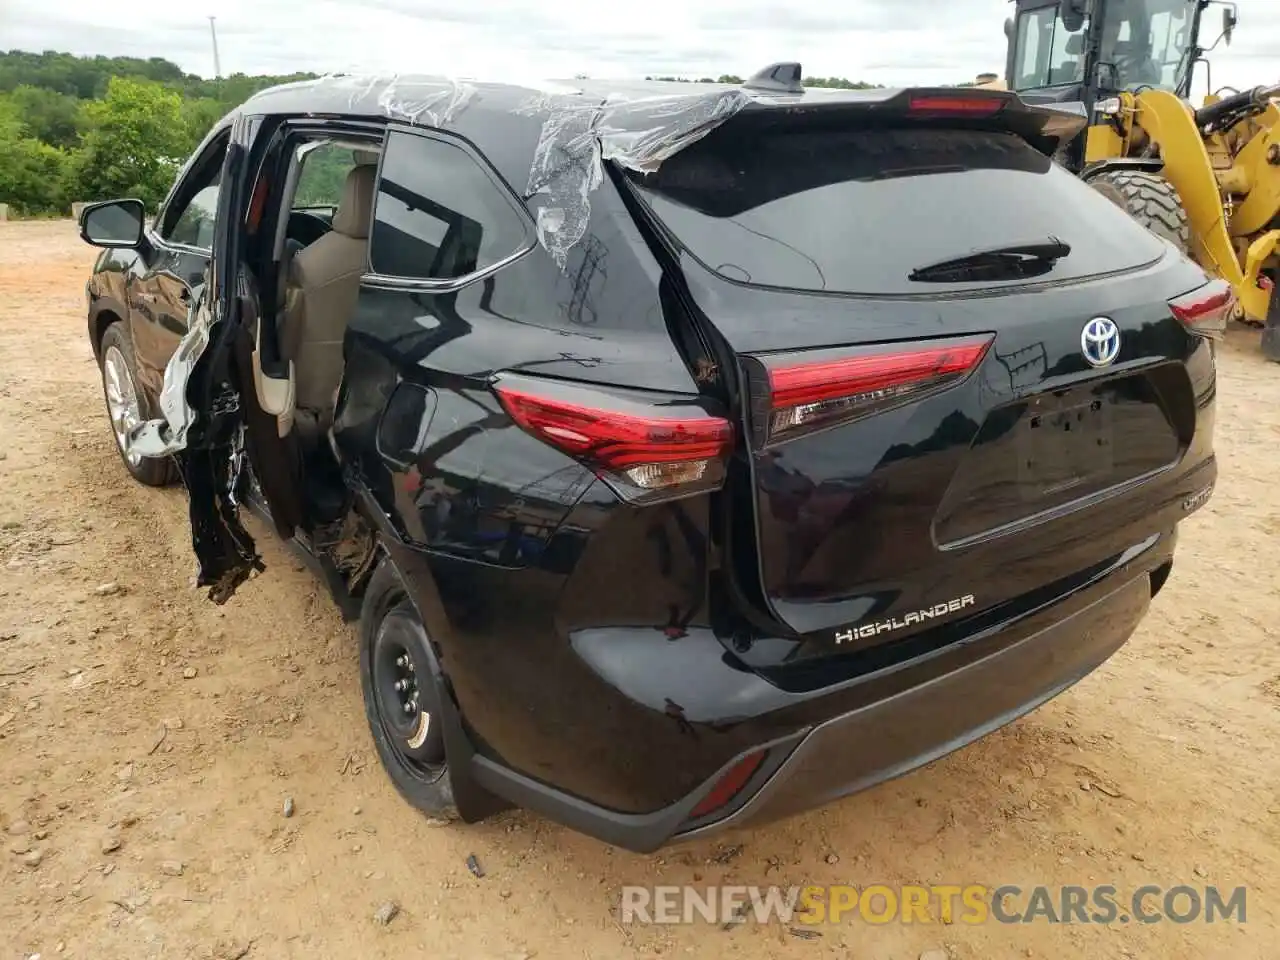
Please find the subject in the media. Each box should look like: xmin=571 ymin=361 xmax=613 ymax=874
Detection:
xmin=1262 ymin=283 xmax=1280 ymax=363
xmin=1088 ymin=170 xmax=1192 ymax=254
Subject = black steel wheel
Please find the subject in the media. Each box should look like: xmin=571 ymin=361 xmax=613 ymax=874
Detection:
xmin=358 ymin=555 xmax=458 ymax=819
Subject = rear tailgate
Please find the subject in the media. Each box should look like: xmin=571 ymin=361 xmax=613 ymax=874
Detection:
xmin=622 ymin=93 xmax=1219 ymax=664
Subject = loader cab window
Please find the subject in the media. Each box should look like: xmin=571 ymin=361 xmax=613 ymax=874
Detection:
xmin=1012 ymin=5 xmax=1088 ymax=91
xmin=1097 ymin=0 xmax=1198 ymax=91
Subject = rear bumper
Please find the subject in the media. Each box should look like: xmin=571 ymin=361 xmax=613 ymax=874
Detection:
xmin=460 ymin=563 xmax=1154 ymax=852
xmin=677 ymin=570 xmax=1149 ymax=841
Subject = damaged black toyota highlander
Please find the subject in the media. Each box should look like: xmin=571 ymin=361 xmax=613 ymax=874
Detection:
xmin=77 ymin=65 xmax=1221 ymax=851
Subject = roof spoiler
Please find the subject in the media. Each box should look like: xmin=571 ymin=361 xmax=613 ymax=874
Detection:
xmin=886 ymin=87 xmax=1088 ymax=154
xmin=731 ymin=82 xmax=1088 ymax=158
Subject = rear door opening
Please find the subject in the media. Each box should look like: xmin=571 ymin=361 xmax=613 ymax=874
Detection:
xmin=622 ymin=99 xmax=1216 ymax=665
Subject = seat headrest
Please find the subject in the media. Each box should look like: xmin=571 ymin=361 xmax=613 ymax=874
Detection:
xmin=332 ymin=164 xmax=376 ymax=239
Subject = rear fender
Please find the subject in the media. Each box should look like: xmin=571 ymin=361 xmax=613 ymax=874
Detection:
xmin=352 ymin=488 xmax=512 ymax=824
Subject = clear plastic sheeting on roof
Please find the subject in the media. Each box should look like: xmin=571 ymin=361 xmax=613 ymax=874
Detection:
xmin=520 ymin=88 xmax=758 ymax=268
xmin=313 ymin=73 xmax=478 ymax=127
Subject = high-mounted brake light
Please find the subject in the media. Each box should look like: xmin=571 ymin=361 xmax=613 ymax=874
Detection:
xmin=1169 ymin=279 xmax=1234 ymax=341
xmin=908 ymin=94 xmax=1006 ymax=117
xmin=493 ymin=374 xmax=733 ymax=498
xmin=755 ymin=335 xmax=993 ymax=443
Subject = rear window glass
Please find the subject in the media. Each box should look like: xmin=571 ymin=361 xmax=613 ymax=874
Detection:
xmin=627 ymin=127 xmax=1168 ymax=295
xmin=370 ymin=130 xmax=532 ymax=281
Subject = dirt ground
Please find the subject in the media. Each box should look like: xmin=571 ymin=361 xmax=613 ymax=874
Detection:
xmin=1 ymin=219 xmax=1278 ymax=960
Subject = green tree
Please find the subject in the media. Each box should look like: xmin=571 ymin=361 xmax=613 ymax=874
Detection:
xmin=0 ymin=98 xmax=68 ymax=213
xmin=802 ymin=76 xmax=881 ymax=89
xmin=181 ymin=97 xmax=227 ymax=154
xmin=69 ymin=76 xmax=187 ymax=209
xmin=7 ymin=84 xmax=81 ymax=148
xmin=294 ymin=144 xmax=358 ymax=207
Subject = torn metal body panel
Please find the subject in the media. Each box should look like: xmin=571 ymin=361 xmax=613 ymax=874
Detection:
xmin=125 ymin=282 xmax=212 ymax=459
xmin=174 ymin=117 xmax=265 ymax=601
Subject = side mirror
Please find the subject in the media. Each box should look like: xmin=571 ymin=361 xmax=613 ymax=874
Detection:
xmin=1223 ymin=6 xmax=1238 ymax=46
xmin=79 ymin=199 xmax=145 ymax=249
xmin=1096 ymin=61 xmax=1119 ymax=91
xmin=1004 ymin=17 xmax=1015 ymax=40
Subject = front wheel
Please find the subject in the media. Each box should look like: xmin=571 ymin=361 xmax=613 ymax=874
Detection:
xmin=98 ymin=323 xmax=172 ymax=487
xmin=358 ymin=555 xmax=459 ymax=821
xmin=1088 ymin=170 xmax=1192 ymax=254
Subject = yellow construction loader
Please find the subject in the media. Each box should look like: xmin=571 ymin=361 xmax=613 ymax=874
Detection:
xmin=1003 ymin=0 xmax=1280 ymax=360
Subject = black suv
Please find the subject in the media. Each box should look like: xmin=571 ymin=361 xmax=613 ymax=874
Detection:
xmin=78 ymin=67 xmax=1221 ymax=851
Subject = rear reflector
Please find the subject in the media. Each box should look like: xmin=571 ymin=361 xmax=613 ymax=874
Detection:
xmin=759 ymin=335 xmax=993 ymax=443
xmin=689 ymin=750 xmax=766 ymax=820
xmin=1170 ymin=279 xmax=1233 ymax=340
xmin=493 ymin=373 xmax=733 ymax=498
xmin=908 ymin=94 xmax=1007 ymax=117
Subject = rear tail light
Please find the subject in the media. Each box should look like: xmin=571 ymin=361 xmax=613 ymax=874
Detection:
xmin=908 ymin=94 xmax=1007 ymax=117
xmin=493 ymin=373 xmax=733 ymax=500
xmin=751 ymin=335 xmax=993 ymax=444
xmin=1170 ymin=279 xmax=1234 ymax=341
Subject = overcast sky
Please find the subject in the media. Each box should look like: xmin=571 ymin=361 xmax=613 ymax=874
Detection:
xmin=3 ymin=0 xmax=1277 ymax=95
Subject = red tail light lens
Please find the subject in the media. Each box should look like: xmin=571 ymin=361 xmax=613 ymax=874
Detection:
xmin=908 ymin=94 xmax=1006 ymax=117
xmin=754 ymin=335 xmax=993 ymax=444
xmin=1170 ymin=279 xmax=1233 ymax=341
xmin=689 ymin=750 xmax=766 ymax=820
xmin=493 ymin=373 xmax=733 ymax=499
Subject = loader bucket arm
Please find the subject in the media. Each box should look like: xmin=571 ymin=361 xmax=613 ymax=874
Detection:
xmin=1131 ymin=89 xmax=1261 ymax=317
xmin=1222 ymin=99 xmax=1280 ymax=238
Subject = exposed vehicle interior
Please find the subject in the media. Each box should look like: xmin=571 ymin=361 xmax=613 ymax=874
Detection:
xmin=238 ymin=130 xmax=384 ymax=539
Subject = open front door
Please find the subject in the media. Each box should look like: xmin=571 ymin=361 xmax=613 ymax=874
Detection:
xmin=129 ymin=112 xmax=301 ymax=603
xmin=166 ymin=113 xmax=268 ymax=603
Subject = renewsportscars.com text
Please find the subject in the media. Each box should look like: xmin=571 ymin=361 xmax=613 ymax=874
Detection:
xmin=619 ymin=884 xmax=1247 ymax=926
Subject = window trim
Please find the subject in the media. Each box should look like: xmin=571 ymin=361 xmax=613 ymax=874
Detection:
xmin=1012 ymin=1 xmax=1088 ymax=92
xmin=362 ymin=124 xmax=537 ymax=292
xmin=268 ymin=122 xmax=387 ymax=263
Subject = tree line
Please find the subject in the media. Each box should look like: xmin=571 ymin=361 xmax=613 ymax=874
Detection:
xmin=645 ymin=74 xmax=880 ymax=89
xmin=0 ymin=50 xmax=315 ymax=216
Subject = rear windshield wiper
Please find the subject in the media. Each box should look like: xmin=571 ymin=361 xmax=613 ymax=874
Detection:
xmin=909 ymin=237 xmax=1072 ymax=283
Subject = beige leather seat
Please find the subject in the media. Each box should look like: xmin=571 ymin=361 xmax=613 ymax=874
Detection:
xmin=280 ymin=163 xmax=376 ymax=436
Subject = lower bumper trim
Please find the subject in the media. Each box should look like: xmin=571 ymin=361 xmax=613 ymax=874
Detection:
xmin=677 ymin=572 xmax=1150 ymax=840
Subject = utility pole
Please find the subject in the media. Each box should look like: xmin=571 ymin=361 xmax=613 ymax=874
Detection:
xmin=208 ymin=16 xmax=222 ymax=79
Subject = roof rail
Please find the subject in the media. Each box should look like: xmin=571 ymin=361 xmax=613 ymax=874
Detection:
xmin=743 ymin=62 xmax=803 ymax=95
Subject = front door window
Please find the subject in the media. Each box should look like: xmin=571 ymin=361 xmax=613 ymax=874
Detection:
xmin=159 ymin=135 xmax=229 ymax=251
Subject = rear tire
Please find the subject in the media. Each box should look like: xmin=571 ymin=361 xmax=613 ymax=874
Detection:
xmin=97 ymin=323 xmax=173 ymax=487
xmin=1088 ymin=170 xmax=1192 ymax=254
xmin=358 ymin=555 xmax=459 ymax=822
